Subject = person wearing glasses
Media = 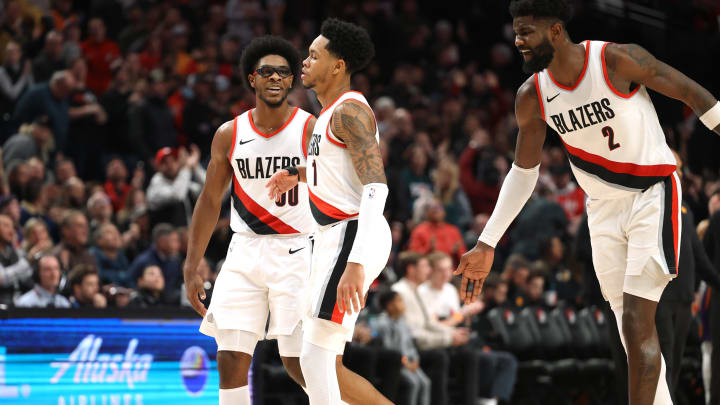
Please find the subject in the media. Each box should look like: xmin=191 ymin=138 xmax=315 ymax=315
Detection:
xmin=182 ymin=36 xmax=316 ymax=405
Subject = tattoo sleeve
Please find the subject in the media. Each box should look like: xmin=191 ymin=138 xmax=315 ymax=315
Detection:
xmin=609 ymin=43 xmax=718 ymax=126
xmin=331 ymin=102 xmax=387 ymax=185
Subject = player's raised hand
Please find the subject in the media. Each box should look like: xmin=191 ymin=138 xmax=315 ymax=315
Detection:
xmin=266 ymin=169 xmax=299 ymax=202
xmin=453 ymin=241 xmax=494 ymax=305
xmin=337 ymin=262 xmax=365 ymax=316
xmin=183 ymin=266 xmax=207 ymax=317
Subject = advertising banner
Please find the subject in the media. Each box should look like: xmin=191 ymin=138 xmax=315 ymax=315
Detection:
xmin=0 ymin=317 xmax=219 ymax=404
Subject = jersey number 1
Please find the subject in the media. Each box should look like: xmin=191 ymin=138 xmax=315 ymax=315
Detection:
xmin=602 ymin=126 xmax=620 ymax=151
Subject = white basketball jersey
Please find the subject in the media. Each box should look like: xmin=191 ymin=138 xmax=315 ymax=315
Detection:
xmin=228 ymin=107 xmax=314 ymax=235
xmin=535 ymin=40 xmax=676 ymax=200
xmin=306 ymin=91 xmax=379 ymax=225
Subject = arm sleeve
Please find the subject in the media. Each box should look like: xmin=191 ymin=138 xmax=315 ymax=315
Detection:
xmin=478 ymin=163 xmax=540 ymax=247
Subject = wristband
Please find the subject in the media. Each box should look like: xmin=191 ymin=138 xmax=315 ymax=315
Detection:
xmin=699 ymin=101 xmax=720 ymax=130
xmin=285 ymin=166 xmax=299 ymax=177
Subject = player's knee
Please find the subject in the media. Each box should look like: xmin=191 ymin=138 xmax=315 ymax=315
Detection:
xmin=217 ymin=350 xmax=252 ymax=387
xmin=281 ymin=356 xmax=305 ymax=387
xmin=622 ymin=307 xmax=654 ymax=345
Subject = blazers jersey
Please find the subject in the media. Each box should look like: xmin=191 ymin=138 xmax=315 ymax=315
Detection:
xmin=307 ymin=91 xmax=379 ymax=225
xmin=228 ymin=106 xmax=314 ymax=235
xmin=535 ymin=40 xmax=677 ymax=200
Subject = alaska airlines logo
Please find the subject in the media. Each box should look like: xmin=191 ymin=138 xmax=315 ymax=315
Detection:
xmin=180 ymin=346 xmax=209 ymax=396
xmin=50 ymin=335 xmax=153 ymax=388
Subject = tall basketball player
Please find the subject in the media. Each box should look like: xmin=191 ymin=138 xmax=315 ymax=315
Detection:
xmin=266 ymin=19 xmax=393 ymax=405
xmin=183 ymin=36 xmax=315 ymax=405
xmin=455 ymin=1 xmax=720 ymax=404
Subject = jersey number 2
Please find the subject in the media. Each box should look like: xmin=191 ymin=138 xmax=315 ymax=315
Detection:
xmin=275 ymin=185 xmax=299 ymax=207
xmin=602 ymin=126 xmax=620 ymax=151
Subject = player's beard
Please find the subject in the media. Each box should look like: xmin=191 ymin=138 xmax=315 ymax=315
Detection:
xmin=258 ymin=88 xmax=289 ymax=108
xmin=522 ymin=38 xmax=555 ymax=74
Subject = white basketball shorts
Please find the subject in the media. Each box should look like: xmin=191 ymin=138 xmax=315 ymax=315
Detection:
xmin=303 ymin=218 xmax=392 ymax=353
xmin=200 ymin=232 xmax=311 ymax=351
xmin=587 ymin=173 xmax=682 ymax=303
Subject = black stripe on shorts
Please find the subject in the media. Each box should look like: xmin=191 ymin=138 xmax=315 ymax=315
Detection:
xmin=317 ymin=220 xmax=358 ymax=321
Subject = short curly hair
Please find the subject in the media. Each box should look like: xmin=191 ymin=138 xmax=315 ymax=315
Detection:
xmin=509 ymin=0 xmax=572 ymax=23
xmin=320 ymin=18 xmax=375 ymax=74
xmin=240 ymin=35 xmax=301 ymax=91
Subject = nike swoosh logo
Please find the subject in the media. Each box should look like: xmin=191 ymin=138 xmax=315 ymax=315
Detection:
xmin=546 ymin=93 xmax=560 ymax=103
xmin=238 ymin=139 xmax=255 ymax=145
xmin=289 ymin=247 xmax=306 ymax=254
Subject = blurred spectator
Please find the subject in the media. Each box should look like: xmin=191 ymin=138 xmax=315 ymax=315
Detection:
xmin=61 ymin=176 xmax=85 ymax=209
xmin=183 ymin=73 xmax=216 ymax=160
xmin=128 ymin=223 xmax=181 ymax=295
xmin=12 ymin=70 xmax=75 ymax=152
xmin=501 ymin=254 xmax=530 ymax=305
xmin=408 ymin=198 xmax=466 ymax=262
xmin=129 ymin=264 xmax=174 ymax=307
xmin=99 ymin=64 xmax=135 ymax=160
xmin=147 ymin=146 xmax=205 ymax=227
xmin=49 ymin=210 xmax=96 ymax=274
xmin=419 ymin=251 xmax=482 ymax=327
xmin=81 ymin=18 xmax=121 ymax=95
xmin=510 ymin=184 xmax=567 ymax=260
xmin=54 ymin=158 xmax=76 ymax=185
xmin=66 ymin=57 xmax=107 ymax=177
xmin=548 ymin=164 xmax=585 ymax=235
xmin=463 ymin=213 xmax=488 ymax=250
xmin=50 ymin=0 xmax=77 ymax=32
xmin=32 ymin=30 xmax=65 ymax=83
xmin=60 ymin=21 xmax=81 ymax=64
xmin=104 ymin=284 xmax=132 ymax=308
xmin=376 ymin=290 xmax=431 ymax=405
xmin=0 ymin=194 xmax=21 ymax=239
xmin=14 ymin=254 xmax=69 ymax=308
xmin=103 ymin=158 xmax=132 ymax=213
xmin=127 ymin=69 xmax=177 ymax=162
xmin=536 ymin=235 xmax=579 ymax=306
xmin=2 ymin=115 xmax=52 ymax=165
xmin=0 ymin=213 xmax=32 ymax=306
xmin=90 ymin=222 xmax=129 ymax=286
xmin=459 ymin=129 xmax=504 ymax=216
xmin=67 ymin=264 xmax=106 ymax=308
xmin=21 ymin=218 xmax=53 ymax=260
xmin=517 ymin=269 xmax=545 ymax=309
xmin=703 ymin=190 xmax=720 ymax=404
xmin=402 ymin=144 xmax=432 ymax=218
xmin=433 ymin=158 xmax=472 ymax=231
xmin=86 ymin=191 xmax=113 ymax=235
xmin=0 ymin=40 xmax=33 ymax=139
xmin=480 ymin=274 xmax=509 ymax=311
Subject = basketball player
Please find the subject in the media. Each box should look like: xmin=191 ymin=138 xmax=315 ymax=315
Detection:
xmin=183 ymin=36 xmax=316 ymax=405
xmin=454 ymin=1 xmax=720 ymax=404
xmin=266 ymin=19 xmax=393 ymax=405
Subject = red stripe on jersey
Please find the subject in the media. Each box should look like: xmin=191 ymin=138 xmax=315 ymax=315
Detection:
xmin=601 ymin=42 xmax=641 ymax=99
xmin=248 ymin=107 xmax=299 ymax=138
xmin=548 ymin=40 xmax=590 ymax=91
xmin=534 ymin=73 xmax=545 ymax=122
xmin=671 ymin=174 xmax=680 ymax=271
xmin=561 ymin=139 xmax=676 ymax=177
xmin=302 ymin=114 xmax=313 ymax=158
xmin=232 ymin=177 xmax=300 ymax=234
xmin=330 ymin=302 xmax=345 ymax=324
xmin=325 ymin=120 xmax=347 ymax=148
xmin=320 ymin=90 xmax=364 ymax=115
xmin=228 ymin=116 xmax=239 ymax=161
xmin=308 ymin=189 xmax=357 ymax=220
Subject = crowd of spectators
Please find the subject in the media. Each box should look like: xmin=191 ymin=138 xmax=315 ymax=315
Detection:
xmin=1 ymin=0 xmax=720 ymax=404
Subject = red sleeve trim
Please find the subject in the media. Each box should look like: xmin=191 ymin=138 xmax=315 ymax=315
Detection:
xmin=325 ymin=120 xmax=347 ymax=149
xmin=301 ymin=114 xmax=313 ymax=158
xmin=533 ymin=73 xmax=546 ymax=122
xmin=601 ymin=42 xmax=641 ymax=99
xmin=547 ymin=40 xmax=590 ymax=91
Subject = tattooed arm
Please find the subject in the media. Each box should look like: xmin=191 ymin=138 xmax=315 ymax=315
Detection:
xmin=605 ymin=43 xmax=719 ymax=134
xmin=331 ymin=100 xmax=387 ymax=185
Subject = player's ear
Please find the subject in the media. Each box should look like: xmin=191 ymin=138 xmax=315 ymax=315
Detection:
xmin=334 ymin=59 xmax=346 ymax=75
xmin=248 ymin=73 xmax=256 ymax=89
xmin=549 ymin=21 xmax=563 ymax=42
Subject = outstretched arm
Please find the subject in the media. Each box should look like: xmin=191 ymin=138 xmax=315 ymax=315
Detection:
xmin=605 ymin=43 xmax=720 ymax=134
xmin=265 ymin=116 xmax=316 ymax=201
xmin=183 ymin=121 xmax=234 ymax=316
xmin=454 ymin=77 xmax=546 ymax=304
xmin=331 ymin=100 xmax=387 ymax=315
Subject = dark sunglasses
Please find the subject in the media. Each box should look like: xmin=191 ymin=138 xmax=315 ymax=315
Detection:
xmin=254 ymin=65 xmax=293 ymax=78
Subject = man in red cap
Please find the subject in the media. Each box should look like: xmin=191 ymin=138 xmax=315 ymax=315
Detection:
xmin=146 ymin=145 xmax=204 ymax=227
